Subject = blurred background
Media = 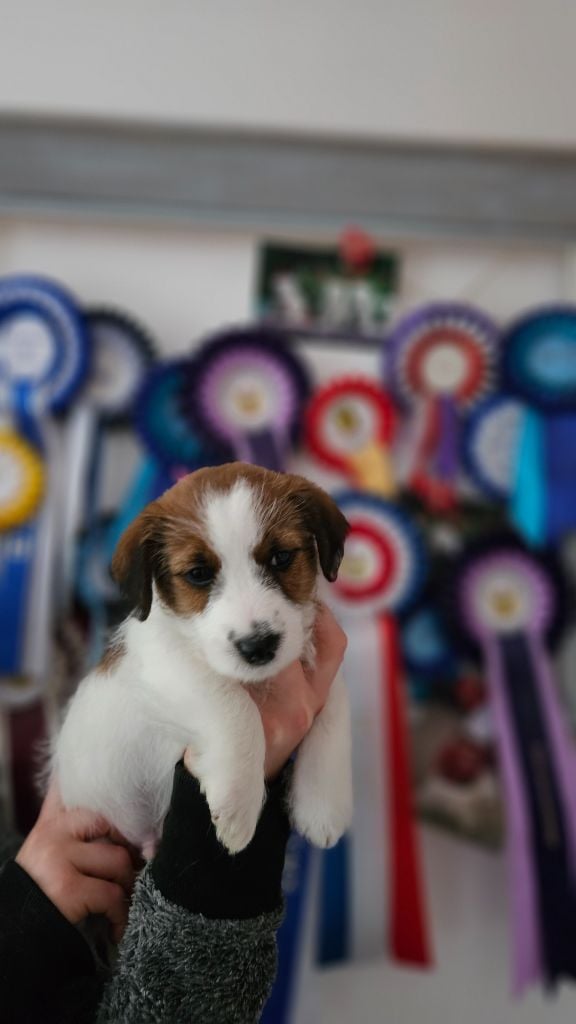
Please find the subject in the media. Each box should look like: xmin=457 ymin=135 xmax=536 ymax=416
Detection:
xmin=2 ymin=1 xmax=576 ymax=1021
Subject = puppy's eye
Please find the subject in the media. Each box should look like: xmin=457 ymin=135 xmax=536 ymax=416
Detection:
xmin=185 ymin=565 xmax=215 ymax=587
xmin=270 ymin=550 xmax=295 ymax=570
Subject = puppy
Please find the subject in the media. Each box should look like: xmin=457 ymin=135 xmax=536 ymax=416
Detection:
xmin=54 ymin=463 xmax=353 ymax=853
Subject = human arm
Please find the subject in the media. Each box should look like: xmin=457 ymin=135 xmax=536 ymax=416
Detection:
xmin=98 ymin=605 xmax=346 ymax=1024
xmin=0 ymin=606 xmax=346 ymax=1024
xmin=0 ymin=785 xmax=136 ymax=1024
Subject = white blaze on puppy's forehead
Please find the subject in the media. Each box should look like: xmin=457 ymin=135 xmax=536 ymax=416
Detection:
xmin=202 ymin=480 xmax=264 ymax=561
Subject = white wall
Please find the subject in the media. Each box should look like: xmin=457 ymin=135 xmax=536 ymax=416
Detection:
xmin=305 ymin=828 xmax=576 ymax=1024
xmin=1 ymin=0 xmax=576 ymax=149
xmin=0 ymin=215 xmax=570 ymax=508
xmin=0 ymin=217 xmax=569 ymax=344
xmin=2 ymin=214 xmax=575 ymax=1020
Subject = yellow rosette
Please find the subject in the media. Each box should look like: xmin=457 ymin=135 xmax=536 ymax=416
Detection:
xmin=0 ymin=429 xmax=44 ymax=530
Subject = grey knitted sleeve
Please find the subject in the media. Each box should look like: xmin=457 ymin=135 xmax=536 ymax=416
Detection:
xmin=97 ymin=864 xmax=283 ymax=1024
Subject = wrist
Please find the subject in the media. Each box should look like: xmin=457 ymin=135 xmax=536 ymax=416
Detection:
xmin=152 ymin=762 xmax=291 ymax=920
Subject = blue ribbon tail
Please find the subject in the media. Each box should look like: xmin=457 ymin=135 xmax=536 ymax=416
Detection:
xmin=543 ymin=413 xmax=576 ymax=544
xmin=261 ymin=834 xmax=311 ymax=1024
xmin=104 ymin=457 xmax=169 ymax=564
xmin=510 ymin=410 xmax=546 ymax=546
xmin=316 ymin=835 xmax=350 ymax=965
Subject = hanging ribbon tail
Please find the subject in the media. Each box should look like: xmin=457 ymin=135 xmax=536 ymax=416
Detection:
xmin=408 ymin=399 xmax=439 ymax=504
xmin=104 ymin=457 xmax=169 ymax=566
xmin=345 ymin=616 xmax=389 ymax=961
xmin=510 ymin=409 xmax=547 ymax=547
xmin=236 ymin=429 xmax=286 ymax=472
xmin=379 ymin=616 xmax=432 ymax=966
xmin=484 ymin=635 xmax=543 ymax=993
xmin=348 ymin=441 xmax=396 ymax=498
xmin=0 ymin=528 xmax=35 ymax=674
xmin=527 ymin=634 xmax=576 ymax=876
xmin=499 ymin=634 xmax=576 ymax=987
xmin=316 ymin=835 xmax=350 ymax=965
xmin=9 ymin=699 xmax=47 ymax=834
xmin=0 ymin=385 xmax=44 ymax=677
xmin=543 ymin=414 xmax=576 ymax=544
xmin=58 ymin=403 xmax=97 ymax=609
xmin=524 ymin=634 xmax=576 ymax=984
xmin=409 ymin=399 xmax=455 ymax=512
xmin=431 ymin=395 xmax=459 ymax=509
xmin=260 ymin=834 xmax=312 ymax=1024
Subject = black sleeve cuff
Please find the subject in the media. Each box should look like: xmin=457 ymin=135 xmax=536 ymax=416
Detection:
xmin=0 ymin=860 xmax=97 ymax=1021
xmin=151 ymin=762 xmax=291 ymax=920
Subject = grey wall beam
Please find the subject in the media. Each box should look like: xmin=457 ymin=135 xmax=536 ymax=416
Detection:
xmin=0 ymin=116 xmax=576 ymax=241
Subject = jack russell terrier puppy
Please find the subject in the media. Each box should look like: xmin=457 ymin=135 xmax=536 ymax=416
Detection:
xmin=53 ymin=463 xmax=353 ymax=854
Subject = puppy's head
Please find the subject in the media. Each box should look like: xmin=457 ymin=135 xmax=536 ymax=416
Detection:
xmin=112 ymin=463 xmax=348 ymax=682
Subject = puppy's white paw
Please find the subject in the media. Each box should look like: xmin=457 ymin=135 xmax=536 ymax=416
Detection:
xmin=206 ymin=779 xmax=265 ymax=854
xmin=291 ymin=777 xmax=352 ymax=849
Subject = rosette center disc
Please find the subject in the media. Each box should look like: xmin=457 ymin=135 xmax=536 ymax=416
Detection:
xmin=210 ymin=354 xmax=294 ymax=434
xmin=407 ymin=328 xmax=486 ymax=401
xmin=337 ymin=521 xmax=396 ymax=599
xmin=89 ymin=326 xmax=144 ymax=408
xmin=0 ymin=315 xmax=55 ymax=383
xmin=420 ymin=341 xmax=468 ymax=393
xmin=465 ymin=397 xmax=524 ymax=499
xmin=463 ymin=554 xmax=553 ymax=637
xmin=526 ymin=335 xmax=576 ymax=388
xmin=0 ymin=447 xmax=25 ymax=503
xmin=325 ymin=396 xmax=377 ymax=453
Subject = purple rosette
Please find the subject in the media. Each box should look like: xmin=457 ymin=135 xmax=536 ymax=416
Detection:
xmin=449 ymin=542 xmax=576 ymax=992
xmin=182 ymin=326 xmax=311 ymax=471
xmin=385 ymin=303 xmax=498 ymax=510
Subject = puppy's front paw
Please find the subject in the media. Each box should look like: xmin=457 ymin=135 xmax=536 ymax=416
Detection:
xmin=291 ymin=775 xmax=352 ymax=849
xmin=207 ymin=780 xmax=266 ymax=854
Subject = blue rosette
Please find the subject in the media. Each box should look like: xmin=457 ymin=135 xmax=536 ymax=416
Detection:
xmin=502 ymin=306 xmax=576 ymax=544
xmin=83 ymin=307 xmax=157 ymax=426
xmin=463 ymin=394 xmax=525 ymax=502
xmin=401 ymin=600 xmax=457 ymax=684
xmin=135 ymin=359 xmax=232 ymax=472
xmin=502 ymin=305 xmax=576 ymax=412
xmin=0 ymin=275 xmax=88 ymax=682
xmin=0 ymin=274 xmax=88 ymax=413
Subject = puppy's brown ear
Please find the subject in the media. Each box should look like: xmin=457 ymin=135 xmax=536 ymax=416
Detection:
xmin=294 ymin=480 xmax=349 ymax=582
xmin=111 ymin=508 xmax=160 ymax=621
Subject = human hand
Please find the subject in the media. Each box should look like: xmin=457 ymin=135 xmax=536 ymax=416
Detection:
xmin=250 ymin=603 xmax=347 ymax=779
xmin=16 ymin=781 xmax=138 ymax=942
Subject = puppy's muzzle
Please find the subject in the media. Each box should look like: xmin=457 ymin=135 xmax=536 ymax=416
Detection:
xmin=235 ymin=630 xmax=281 ymax=667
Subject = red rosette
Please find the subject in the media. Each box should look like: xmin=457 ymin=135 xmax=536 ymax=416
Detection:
xmin=305 ymin=376 xmax=396 ymax=483
xmin=333 ymin=520 xmax=398 ymax=601
xmin=402 ymin=325 xmax=490 ymax=405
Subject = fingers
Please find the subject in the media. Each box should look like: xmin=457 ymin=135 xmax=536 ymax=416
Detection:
xmin=80 ymin=877 xmax=130 ymax=943
xmin=314 ymin=604 xmax=348 ymax=668
xmin=72 ymin=841 xmax=136 ymax=895
xmin=69 ymin=806 xmax=131 ymax=846
xmin=39 ymin=777 xmax=66 ymax=819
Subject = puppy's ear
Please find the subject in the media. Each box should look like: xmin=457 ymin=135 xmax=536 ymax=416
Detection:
xmin=111 ymin=508 xmax=161 ymax=621
xmin=294 ymin=480 xmax=349 ymax=582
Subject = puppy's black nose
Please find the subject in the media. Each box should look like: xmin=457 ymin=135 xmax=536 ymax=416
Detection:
xmin=235 ymin=631 xmax=281 ymax=666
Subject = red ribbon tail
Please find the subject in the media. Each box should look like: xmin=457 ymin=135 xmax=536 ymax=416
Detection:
xmin=409 ymin=400 xmax=440 ymax=506
xmin=380 ymin=616 xmax=433 ymax=966
xmin=9 ymin=699 xmax=46 ymax=834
